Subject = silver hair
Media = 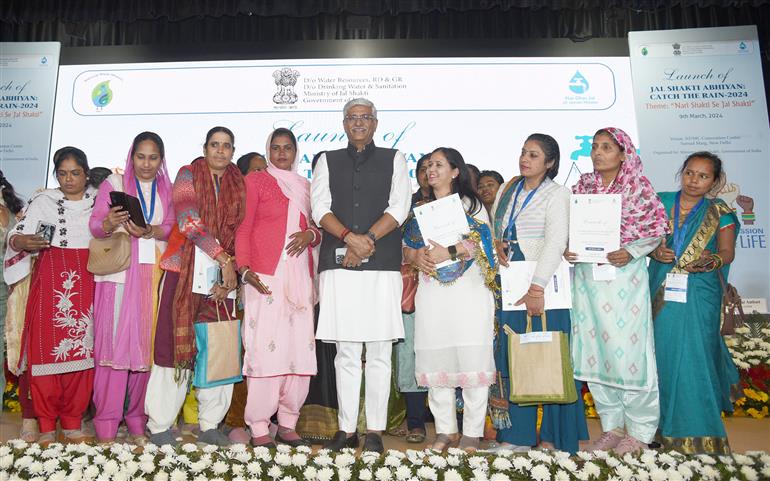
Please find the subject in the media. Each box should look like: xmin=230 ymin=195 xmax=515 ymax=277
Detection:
xmin=343 ymin=98 xmax=377 ymax=118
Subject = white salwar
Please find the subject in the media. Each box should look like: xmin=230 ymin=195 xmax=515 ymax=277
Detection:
xmin=310 ymin=148 xmax=411 ymax=432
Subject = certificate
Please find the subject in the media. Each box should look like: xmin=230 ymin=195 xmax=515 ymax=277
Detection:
xmin=413 ymin=193 xmax=470 ymax=269
xmin=499 ymin=260 xmax=572 ymax=311
xmin=192 ymin=246 xmax=236 ymax=299
xmin=568 ymin=194 xmax=622 ymax=263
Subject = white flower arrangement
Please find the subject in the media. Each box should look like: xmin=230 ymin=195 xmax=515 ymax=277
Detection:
xmin=1 ymin=441 xmax=769 ymax=481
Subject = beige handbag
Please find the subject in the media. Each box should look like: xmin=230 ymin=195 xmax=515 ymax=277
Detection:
xmin=87 ymin=231 xmax=131 ymax=275
xmin=504 ymin=312 xmax=577 ymax=405
xmin=87 ymin=173 xmax=132 ymax=276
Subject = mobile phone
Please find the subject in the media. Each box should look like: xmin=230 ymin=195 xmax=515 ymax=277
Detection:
xmin=36 ymin=221 xmax=55 ymax=243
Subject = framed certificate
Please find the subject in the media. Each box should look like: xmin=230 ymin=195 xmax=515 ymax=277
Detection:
xmin=413 ymin=193 xmax=470 ymax=269
xmin=568 ymin=194 xmax=622 ymax=263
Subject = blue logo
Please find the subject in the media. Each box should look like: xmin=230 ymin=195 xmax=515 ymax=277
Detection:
xmin=40 ymin=56 xmax=48 ymax=64
xmin=568 ymin=71 xmax=589 ymax=94
xmin=739 ymin=41 xmax=747 ymax=51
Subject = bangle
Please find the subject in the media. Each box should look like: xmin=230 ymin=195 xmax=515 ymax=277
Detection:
xmin=711 ymin=254 xmax=724 ymax=270
xmin=142 ymin=226 xmax=153 ymax=239
xmin=9 ymin=235 xmax=19 ymax=251
xmin=219 ymin=255 xmax=232 ymax=268
xmin=527 ymin=290 xmax=545 ymax=298
xmin=340 ymin=228 xmax=351 ymax=241
xmin=103 ymin=220 xmax=113 ymax=235
xmin=240 ymin=268 xmax=251 ymax=283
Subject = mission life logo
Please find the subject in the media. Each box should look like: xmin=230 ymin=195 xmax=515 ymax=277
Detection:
xmin=563 ymin=70 xmax=599 ymax=106
xmin=81 ymin=73 xmax=123 ymax=113
xmin=718 ymin=182 xmax=766 ymax=250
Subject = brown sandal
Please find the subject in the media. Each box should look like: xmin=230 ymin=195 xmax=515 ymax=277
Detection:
xmin=430 ymin=433 xmax=460 ymax=452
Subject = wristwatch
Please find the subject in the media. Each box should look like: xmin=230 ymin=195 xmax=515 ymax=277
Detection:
xmin=366 ymin=230 xmax=376 ymax=242
xmin=448 ymin=245 xmax=458 ymax=261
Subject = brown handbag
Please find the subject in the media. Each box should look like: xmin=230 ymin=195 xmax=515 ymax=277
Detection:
xmin=87 ymin=232 xmax=131 ymax=275
xmin=401 ymin=263 xmax=418 ymax=313
xmin=718 ymin=270 xmax=746 ymax=336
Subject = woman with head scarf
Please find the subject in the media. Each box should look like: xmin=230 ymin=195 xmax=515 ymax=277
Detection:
xmin=567 ymin=127 xmax=669 ymax=454
xmin=5 ymin=146 xmax=97 ymax=444
xmin=144 ymin=126 xmax=246 ymax=447
xmin=88 ymin=131 xmax=175 ymax=444
xmin=235 ymin=127 xmax=320 ymax=448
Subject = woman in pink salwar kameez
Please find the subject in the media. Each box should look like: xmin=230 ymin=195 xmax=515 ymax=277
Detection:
xmin=89 ymin=132 xmax=175 ymax=443
xmin=235 ymin=128 xmax=320 ymax=448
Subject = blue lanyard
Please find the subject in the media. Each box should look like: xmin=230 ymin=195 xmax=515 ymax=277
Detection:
xmin=672 ymin=191 xmax=704 ymax=260
xmin=134 ymin=177 xmax=157 ymax=223
xmin=503 ymin=179 xmax=539 ymax=242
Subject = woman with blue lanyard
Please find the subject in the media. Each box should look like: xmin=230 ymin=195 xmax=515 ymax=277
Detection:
xmin=648 ymin=151 xmax=740 ymax=454
xmin=89 ymin=131 xmax=175 ymax=444
xmin=490 ymin=133 xmax=589 ymax=453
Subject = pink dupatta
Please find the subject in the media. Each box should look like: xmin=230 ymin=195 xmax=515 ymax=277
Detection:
xmin=94 ymin=143 xmax=174 ymax=370
xmin=264 ymin=133 xmax=317 ymax=305
xmin=572 ymin=127 xmax=669 ymax=245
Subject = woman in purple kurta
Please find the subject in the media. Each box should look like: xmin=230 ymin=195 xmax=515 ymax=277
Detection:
xmin=89 ymin=132 xmax=175 ymax=443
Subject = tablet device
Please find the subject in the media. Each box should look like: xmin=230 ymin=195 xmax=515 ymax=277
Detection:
xmin=109 ymin=191 xmax=148 ymax=229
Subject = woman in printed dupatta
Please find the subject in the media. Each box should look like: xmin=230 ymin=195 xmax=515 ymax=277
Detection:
xmin=5 ymin=146 xmax=97 ymax=444
xmin=648 ymin=151 xmax=739 ymax=454
xmin=235 ymin=127 xmax=320 ymax=448
xmin=144 ymin=126 xmax=245 ymax=447
xmin=567 ymin=127 xmax=669 ymax=454
xmin=403 ymin=147 xmax=497 ymax=453
xmin=88 ymin=132 xmax=175 ymax=444
xmin=489 ymin=134 xmax=588 ymax=454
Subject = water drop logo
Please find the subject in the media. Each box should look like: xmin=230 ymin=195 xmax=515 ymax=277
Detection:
xmin=641 ymin=47 xmax=648 ymax=56
xmin=40 ymin=56 xmax=48 ymax=65
xmin=739 ymin=41 xmax=747 ymax=51
xmin=91 ymin=80 xmax=113 ymax=109
xmin=568 ymin=71 xmax=589 ymax=94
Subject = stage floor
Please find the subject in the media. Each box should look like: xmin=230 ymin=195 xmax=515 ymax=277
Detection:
xmin=1 ymin=411 xmax=768 ymax=453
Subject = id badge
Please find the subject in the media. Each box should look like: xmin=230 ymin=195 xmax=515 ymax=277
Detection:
xmin=664 ymin=273 xmax=688 ymax=303
xmin=592 ymin=263 xmax=616 ymax=281
xmin=138 ymin=237 xmax=156 ymax=264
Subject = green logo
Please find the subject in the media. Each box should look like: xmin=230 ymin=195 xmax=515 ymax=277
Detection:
xmin=91 ymin=81 xmax=113 ymax=108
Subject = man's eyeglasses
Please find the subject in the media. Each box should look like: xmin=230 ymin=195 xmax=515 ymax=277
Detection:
xmin=344 ymin=114 xmax=376 ymax=123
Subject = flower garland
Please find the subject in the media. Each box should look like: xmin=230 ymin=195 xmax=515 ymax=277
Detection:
xmin=2 ymin=440 xmax=769 ymax=481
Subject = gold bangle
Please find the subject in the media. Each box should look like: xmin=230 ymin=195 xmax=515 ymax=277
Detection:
xmin=219 ymin=255 xmax=232 ymax=268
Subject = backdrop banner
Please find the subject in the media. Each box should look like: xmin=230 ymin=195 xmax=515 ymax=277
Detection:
xmin=629 ymin=26 xmax=770 ymax=306
xmin=0 ymin=42 xmax=61 ymax=200
xmin=49 ymin=56 xmax=637 ymax=188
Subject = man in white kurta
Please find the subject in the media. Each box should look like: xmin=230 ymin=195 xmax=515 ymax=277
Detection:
xmin=310 ymin=98 xmax=411 ymax=453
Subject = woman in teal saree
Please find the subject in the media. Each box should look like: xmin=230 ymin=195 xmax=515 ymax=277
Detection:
xmin=649 ymin=151 xmax=740 ymax=454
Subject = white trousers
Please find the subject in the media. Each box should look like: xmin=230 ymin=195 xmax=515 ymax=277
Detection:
xmin=428 ymin=386 xmax=488 ymax=438
xmin=144 ymin=365 xmax=234 ymax=434
xmin=335 ymin=340 xmax=392 ymax=433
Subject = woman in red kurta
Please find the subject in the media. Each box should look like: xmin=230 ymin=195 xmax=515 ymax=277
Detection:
xmin=235 ymin=128 xmax=320 ymax=448
xmin=7 ymin=147 xmax=96 ymax=444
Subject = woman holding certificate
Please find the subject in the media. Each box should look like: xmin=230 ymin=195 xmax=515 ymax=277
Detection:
xmin=568 ymin=127 xmax=669 ymax=454
xmin=402 ymin=147 xmax=497 ymax=452
xmin=145 ymin=126 xmax=245 ymax=446
xmin=89 ymin=131 xmax=175 ymax=444
xmin=490 ymin=134 xmax=589 ymax=454
xmin=648 ymin=152 xmax=739 ymax=454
